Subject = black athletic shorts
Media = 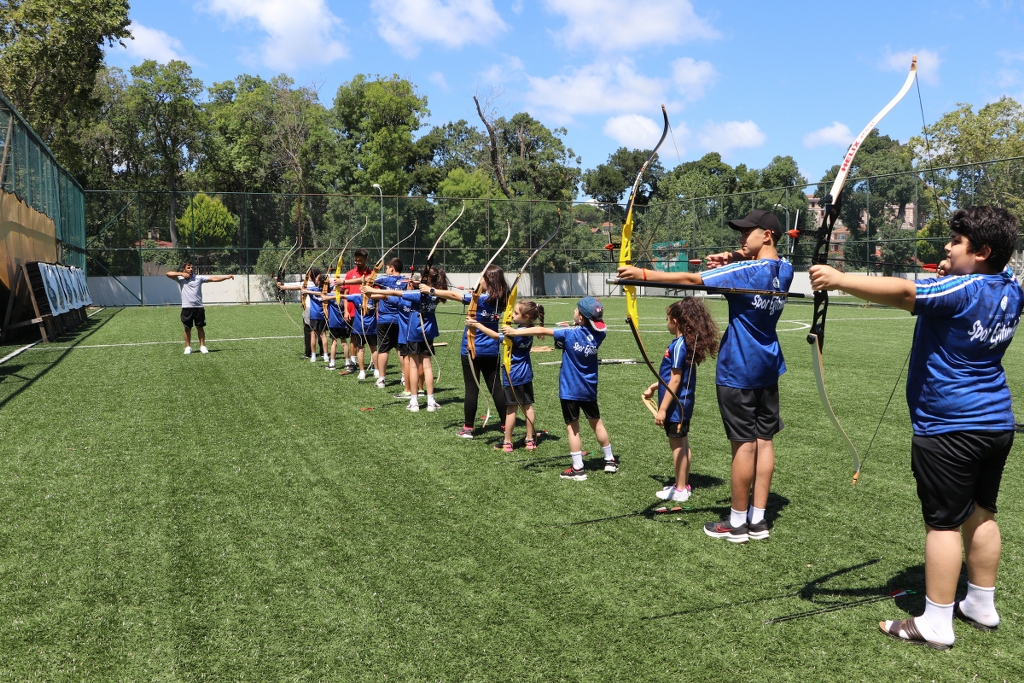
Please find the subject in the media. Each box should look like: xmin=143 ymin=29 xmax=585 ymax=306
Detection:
xmin=405 ymin=339 xmax=433 ymax=356
xmin=377 ymin=323 xmax=400 ymax=353
xmin=911 ymin=430 xmax=1013 ymax=530
xmin=664 ymin=420 xmax=690 ymax=438
xmin=309 ymin=318 xmax=327 ymax=333
xmin=180 ymin=307 xmax=206 ymax=328
xmin=328 ymin=327 xmax=350 ymax=340
xmin=352 ymin=333 xmax=375 ymax=349
xmin=504 ymin=381 xmax=535 ymax=406
xmin=397 ymin=343 xmax=410 ymax=357
xmin=561 ymin=399 xmax=600 ymax=424
xmin=716 ymin=384 xmax=783 ymax=442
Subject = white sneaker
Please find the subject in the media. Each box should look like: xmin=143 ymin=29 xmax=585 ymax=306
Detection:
xmin=406 ymin=400 xmax=420 ymax=412
xmin=426 ymin=400 xmax=441 ymax=412
xmin=183 ymin=346 xmax=192 ymax=355
xmin=373 ymin=369 xmax=380 ymax=378
xmin=323 ymin=354 xmax=330 ymax=362
xmin=310 ymin=354 xmax=317 ymax=363
xmin=199 ymin=345 xmax=209 ymax=354
xmin=328 ymin=362 xmax=335 ymax=369
xmin=655 ymin=485 xmax=691 ymax=502
xmin=357 ymin=370 xmax=367 ymax=380
xmin=374 ymin=378 xmax=386 ymax=389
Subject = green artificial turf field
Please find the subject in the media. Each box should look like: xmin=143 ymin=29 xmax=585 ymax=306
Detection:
xmin=0 ymin=297 xmax=1021 ymax=681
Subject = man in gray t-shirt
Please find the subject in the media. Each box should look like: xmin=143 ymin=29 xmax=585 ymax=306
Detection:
xmin=165 ymin=262 xmax=234 ymax=355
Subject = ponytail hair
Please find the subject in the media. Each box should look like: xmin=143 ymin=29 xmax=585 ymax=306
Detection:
xmin=518 ymin=299 xmax=544 ymax=326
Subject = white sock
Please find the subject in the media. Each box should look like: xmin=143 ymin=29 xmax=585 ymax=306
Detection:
xmin=960 ymin=583 xmax=999 ymax=627
xmin=730 ymin=508 xmax=747 ymax=528
xmin=749 ymin=506 xmax=765 ymax=524
xmin=602 ymin=444 xmax=614 ymax=460
xmin=350 ymin=356 xmax=357 ymax=364
xmin=427 ymin=394 xmax=434 ymax=402
xmin=571 ymin=451 xmax=584 ymax=470
xmin=917 ymin=597 xmax=955 ymax=645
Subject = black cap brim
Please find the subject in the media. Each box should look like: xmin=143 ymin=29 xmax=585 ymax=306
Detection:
xmin=728 ymin=219 xmax=758 ymax=230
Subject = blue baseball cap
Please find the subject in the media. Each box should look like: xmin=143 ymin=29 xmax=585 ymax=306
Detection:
xmin=577 ymin=296 xmax=606 ymax=331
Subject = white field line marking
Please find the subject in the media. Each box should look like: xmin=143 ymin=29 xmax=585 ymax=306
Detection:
xmin=0 ymin=308 xmax=107 ymax=364
xmin=29 ymin=334 xmax=302 ymax=350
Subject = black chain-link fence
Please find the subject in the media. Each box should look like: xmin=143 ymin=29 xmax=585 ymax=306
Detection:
xmin=84 ymin=156 xmax=1024 ymax=302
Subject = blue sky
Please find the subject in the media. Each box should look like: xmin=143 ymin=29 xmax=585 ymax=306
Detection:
xmin=107 ymin=1 xmax=1024 ymax=187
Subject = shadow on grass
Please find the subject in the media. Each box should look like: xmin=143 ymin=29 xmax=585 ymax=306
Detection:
xmin=0 ymin=310 xmax=120 ymax=410
xmin=643 ymin=559 xmax=928 ymax=625
xmin=560 ymin=492 xmax=790 ymax=528
xmin=649 ymin=472 xmax=724 ymax=490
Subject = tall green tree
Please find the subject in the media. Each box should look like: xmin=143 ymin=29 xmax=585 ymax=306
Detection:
xmin=473 ymin=97 xmax=581 ymax=201
xmin=582 ymin=147 xmax=665 ymax=209
xmin=911 ymin=97 xmax=1024 ymax=218
xmin=122 ymin=60 xmax=208 ymax=246
xmin=332 ymin=74 xmax=429 ymax=195
xmin=410 ymin=119 xmax=486 ymax=196
xmin=0 ymin=0 xmax=130 ymax=168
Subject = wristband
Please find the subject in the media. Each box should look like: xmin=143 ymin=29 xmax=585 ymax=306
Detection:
xmin=642 ymin=268 xmax=647 ymax=281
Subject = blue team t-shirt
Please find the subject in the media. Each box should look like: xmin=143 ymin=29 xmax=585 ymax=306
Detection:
xmin=306 ymin=285 xmax=325 ymax=320
xmin=325 ymin=290 xmax=348 ymax=330
xmin=701 ymin=258 xmax=793 ymax=389
xmin=658 ymin=336 xmax=697 ymax=423
xmin=553 ymin=325 xmax=606 ymax=401
xmin=460 ymin=292 xmax=502 ymax=357
xmin=401 ymin=291 xmax=442 ymax=342
xmin=374 ymin=275 xmax=406 ymax=325
xmin=345 ymin=293 xmax=377 ymax=337
xmin=908 ymin=268 xmax=1022 ymax=435
xmin=385 ymin=295 xmax=418 ymax=344
xmin=499 ymin=329 xmax=534 ymax=387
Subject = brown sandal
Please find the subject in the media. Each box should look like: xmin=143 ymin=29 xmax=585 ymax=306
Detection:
xmin=878 ymin=618 xmax=951 ymax=651
xmin=954 ymin=602 xmax=998 ymax=632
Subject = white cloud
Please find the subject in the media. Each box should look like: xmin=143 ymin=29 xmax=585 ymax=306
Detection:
xmin=671 ymin=57 xmax=715 ymax=101
xmin=122 ymin=22 xmax=185 ymax=63
xmin=524 ymin=59 xmax=668 ymax=123
xmin=803 ymin=121 xmax=853 ymax=149
xmin=697 ymin=120 xmax=765 ymax=152
xmin=372 ymin=0 xmax=507 ymax=59
xmin=207 ymin=0 xmax=346 ymax=70
xmin=544 ymin=0 xmax=717 ymax=51
xmin=881 ymin=48 xmax=940 ymax=86
xmin=603 ymin=114 xmax=690 ymax=153
xmin=479 ymin=55 xmax=524 ymax=86
xmin=429 ymin=71 xmax=450 ymax=91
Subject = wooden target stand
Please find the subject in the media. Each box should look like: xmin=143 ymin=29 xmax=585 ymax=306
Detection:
xmin=1 ymin=262 xmax=87 ymax=343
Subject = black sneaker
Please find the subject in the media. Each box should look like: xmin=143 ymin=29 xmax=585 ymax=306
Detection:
xmin=560 ymin=466 xmax=587 ymax=481
xmin=703 ymin=519 xmax=749 ymax=543
xmin=747 ymin=519 xmax=769 ymax=540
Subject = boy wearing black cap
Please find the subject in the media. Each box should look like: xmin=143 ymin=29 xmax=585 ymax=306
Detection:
xmin=504 ymin=296 xmax=618 ymax=480
xmin=618 ymin=209 xmax=792 ymax=542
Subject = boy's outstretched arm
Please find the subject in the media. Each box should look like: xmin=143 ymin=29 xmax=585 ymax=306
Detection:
xmin=809 ymin=265 xmax=916 ymax=312
xmin=617 ymin=265 xmax=703 ymax=286
xmin=205 ymin=275 xmax=234 ymax=282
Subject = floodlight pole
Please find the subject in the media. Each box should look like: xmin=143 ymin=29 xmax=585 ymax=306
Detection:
xmin=373 ymin=183 xmax=384 ymax=257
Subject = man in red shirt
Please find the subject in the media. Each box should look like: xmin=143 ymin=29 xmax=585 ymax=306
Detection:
xmin=340 ymin=248 xmax=372 ymax=372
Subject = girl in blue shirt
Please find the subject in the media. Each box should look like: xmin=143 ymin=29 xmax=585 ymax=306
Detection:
xmin=474 ymin=298 xmax=545 ymax=452
xmin=811 ymin=206 xmax=1021 ymax=651
xmin=318 ymin=282 xmax=350 ymax=370
xmin=433 ymin=265 xmax=509 ymax=438
xmin=371 ymin=266 xmax=450 ymax=412
xmin=504 ymin=296 xmax=616 ymax=481
xmin=301 ymin=273 xmax=328 ymax=364
xmin=644 ymin=298 xmax=719 ymax=502
xmin=343 ymin=292 xmax=378 ymax=380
